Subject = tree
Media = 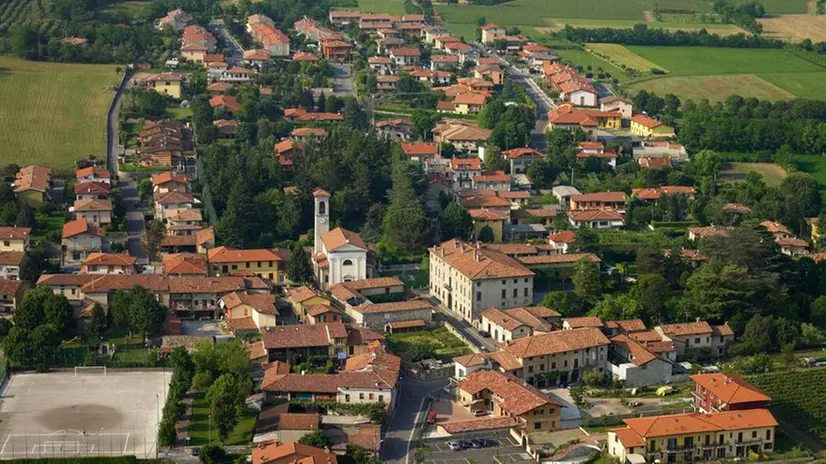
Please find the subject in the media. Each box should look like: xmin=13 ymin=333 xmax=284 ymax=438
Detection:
xmin=15 ymin=202 xmax=34 ymax=228
xmin=30 ymin=324 xmax=60 ymax=371
xmin=111 ymin=286 xmax=167 ymax=338
xmin=542 ymin=291 xmax=583 ymax=317
xmin=525 ymin=159 xmax=557 ymax=189
xmin=215 ymin=180 xmax=254 ymax=249
xmin=43 ymin=291 xmax=74 ymax=338
xmin=207 ymin=373 xmax=245 ymax=441
xmin=590 ymin=294 xmax=640 ymax=321
xmin=86 ymin=303 xmax=107 ymax=348
xmin=631 ymin=274 xmax=671 ymax=325
xmin=810 ymin=295 xmax=826 ymax=327
xmin=742 ymin=314 xmax=776 ymax=354
xmin=440 ymin=201 xmax=472 ymax=240
xmin=143 ymin=220 xmax=165 ymax=262
xmin=0 ymin=318 xmax=12 ymax=339
xmin=483 ymin=147 xmax=507 ymax=172
xmin=3 ymin=326 xmax=31 ymax=367
xmin=572 ymin=258 xmax=602 ymax=303
xmin=344 ymin=98 xmax=368 ymax=130
xmin=287 ymin=244 xmax=314 ymax=284
xmin=411 ymin=109 xmax=434 ymax=140
xmin=800 ymin=323 xmax=824 ymax=348
xmin=781 ymin=173 xmax=821 ymax=218
xmin=298 ymin=430 xmax=333 ymax=449
xmin=477 ymin=225 xmax=494 ymax=243
xmin=693 ymin=149 xmax=722 ymax=180
xmin=383 ymin=163 xmax=432 ymax=253
xmin=199 ymin=445 xmax=229 ymax=464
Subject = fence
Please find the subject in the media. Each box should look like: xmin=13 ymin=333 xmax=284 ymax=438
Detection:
xmin=0 ymin=428 xmax=159 ymax=460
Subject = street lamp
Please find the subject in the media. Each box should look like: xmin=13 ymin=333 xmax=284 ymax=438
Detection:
xmin=155 ymin=393 xmax=160 ymax=459
xmin=208 ymin=412 xmax=212 ymax=445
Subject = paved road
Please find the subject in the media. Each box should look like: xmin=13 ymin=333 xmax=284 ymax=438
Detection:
xmin=382 ymin=378 xmax=448 ymax=464
xmin=210 ymin=21 xmax=244 ymax=65
xmin=330 ymin=63 xmax=356 ymax=98
xmin=419 ymin=294 xmax=498 ymax=352
xmin=107 ymin=73 xmax=148 ymax=261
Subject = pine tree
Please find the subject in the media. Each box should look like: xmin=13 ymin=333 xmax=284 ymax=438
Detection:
xmin=440 ymin=201 xmax=472 ymax=240
xmin=15 ymin=201 xmax=34 ymax=228
xmin=478 ymin=225 xmax=494 ymax=243
xmin=383 ymin=164 xmax=431 ymax=253
xmin=215 ymin=179 xmax=253 ymax=249
xmin=87 ymin=303 xmax=107 ymax=348
xmin=288 ymin=245 xmax=314 ymax=284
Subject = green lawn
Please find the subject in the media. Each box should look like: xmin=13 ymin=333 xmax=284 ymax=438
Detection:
xmin=167 ymin=106 xmax=193 ymax=120
xmin=442 ymin=22 xmax=479 ymax=42
xmin=759 ymin=72 xmax=826 ymax=100
xmin=719 ymin=162 xmax=788 ymax=187
xmin=380 ymin=268 xmax=429 ymax=289
xmin=624 ymin=74 xmax=795 ymax=102
xmin=626 ymin=46 xmax=825 ymax=75
xmin=387 ymin=327 xmax=471 ymax=362
xmin=188 ymin=393 xmax=257 ymax=446
xmin=794 ymin=155 xmax=826 ymax=189
xmin=354 ymin=0 xmax=407 ymax=15
xmin=0 ymin=56 xmax=120 ymax=170
xmin=554 ymin=49 xmax=632 ymax=81
xmin=56 ymin=330 xmax=155 ymax=367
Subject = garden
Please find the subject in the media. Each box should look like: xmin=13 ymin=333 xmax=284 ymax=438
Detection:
xmin=386 ymin=327 xmax=470 ymax=362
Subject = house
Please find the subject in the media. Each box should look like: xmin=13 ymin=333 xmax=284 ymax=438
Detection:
xmin=608 ymin=333 xmax=677 ymax=387
xmin=140 ymin=73 xmax=185 ymax=99
xmin=548 ymin=231 xmax=575 ymax=254
xmin=0 ymin=279 xmax=27 ymax=314
xmin=456 ymin=370 xmax=561 ymax=431
xmin=247 ymin=15 xmax=290 ymax=56
xmin=655 ymin=321 xmax=733 ymax=358
xmin=576 ymin=142 xmax=618 ymax=169
xmin=73 ymin=199 xmax=112 ymax=226
xmin=603 ymin=319 xmax=647 ymax=336
xmin=433 ymin=121 xmax=491 ymax=153
xmin=74 ymin=182 xmax=111 ymax=201
xmin=152 ymin=171 xmax=189 ymax=194
xmin=164 ymin=208 xmax=202 ymax=236
xmin=181 ymin=43 xmax=208 ymax=63
xmin=209 ymin=95 xmax=242 ymax=117
xmin=453 ymin=92 xmax=488 ymax=115
xmin=776 ymin=237 xmax=809 ymax=256
xmin=430 ymin=54 xmax=459 ymax=70
xmin=548 ymin=105 xmax=621 ymax=135
xmin=76 ymin=167 xmax=111 ymax=185
xmin=220 ymin=291 xmax=279 ymax=330
xmin=690 ymin=372 xmax=771 ymax=413
xmin=80 ymin=253 xmax=136 ymax=274
xmin=322 ymin=38 xmax=353 ymax=60
xmin=631 ymin=114 xmax=676 ymax=139
xmin=472 ymin=170 xmax=510 ymax=191
xmin=207 ymin=246 xmax=287 ymax=284
xmin=448 ymin=157 xmax=483 ymax=190
xmin=502 ymin=147 xmax=544 ymax=174
xmin=480 ymin=24 xmax=506 ymax=44
xmin=600 ymin=96 xmax=633 ymax=120
xmin=159 ymin=227 xmax=214 ymax=255
xmin=488 ymin=327 xmax=610 ymax=386
xmin=213 ymin=119 xmax=238 ymax=139
xmin=345 ymin=299 xmax=433 ymax=332
xmin=468 ymin=208 xmax=508 ymax=243
xmin=607 ymin=409 xmax=778 ymax=463
xmin=311 ymin=189 xmax=372 ymax=289
xmin=568 ymin=210 xmax=624 ymax=229
xmin=260 ymin=322 xmax=346 ymax=362
xmin=688 ymin=226 xmax=731 ymax=241
xmin=389 ymin=47 xmax=421 ymax=66
xmin=61 ymin=218 xmax=103 ymax=267
xmin=182 ymin=25 xmax=216 ymax=51
xmin=156 ymin=8 xmax=192 ymax=31
xmin=401 ymin=143 xmax=438 ymax=164
xmin=570 ymin=191 xmax=626 ymax=213
xmin=552 ymin=186 xmax=581 ymax=207
xmin=368 ymin=56 xmax=394 ymax=75
xmin=287 ymin=286 xmax=330 ymax=320
xmin=428 ymin=239 xmax=534 ymax=324
xmin=220 ymin=66 xmax=255 ymax=83
xmin=14 ymin=166 xmax=51 ymax=205
xmin=563 ymin=316 xmax=603 ymax=330
xmin=632 ymin=186 xmax=696 ymax=202
xmin=0 ymin=251 xmax=23 ymax=280
xmin=251 ymin=442 xmax=338 ymax=464
xmin=243 ymin=49 xmax=271 ymax=68
xmin=329 ymin=10 xmax=361 ymax=26
xmin=305 ymin=304 xmax=345 ymax=324
xmin=154 ymin=192 xmax=195 ymax=220
xmin=0 ymin=227 xmax=31 ymax=252
xmin=481 ymin=306 xmax=554 ymax=343
xmin=291 ymin=127 xmax=326 ymax=141
xmin=376 ymin=75 xmax=399 ymax=92
xmin=474 ymin=63 xmax=504 ymax=85
xmin=163 ymin=253 xmax=208 ymax=276
xmin=375 ymin=119 xmax=414 ymax=141
xmin=292 ymin=51 xmax=320 ymax=63
xmin=283 ymin=108 xmax=344 ymax=122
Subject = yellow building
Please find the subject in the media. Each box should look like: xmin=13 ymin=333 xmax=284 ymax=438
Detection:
xmin=287 ymin=285 xmax=332 ymax=320
xmin=631 ymin=114 xmax=675 ymax=138
xmin=456 ymin=369 xmax=561 ymax=432
xmin=608 ymin=409 xmax=778 ymax=463
xmin=469 ymin=209 xmax=506 ymax=243
xmin=142 ymin=73 xmax=185 ymax=99
xmin=180 ymin=44 xmax=208 ymax=63
xmin=453 ymin=92 xmax=488 ymax=115
xmin=207 ymin=246 xmax=288 ymax=284
xmin=13 ymin=166 xmax=51 ymax=206
xmin=219 ymin=291 xmax=278 ymax=329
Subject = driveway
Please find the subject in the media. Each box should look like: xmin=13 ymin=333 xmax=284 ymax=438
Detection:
xmin=330 ymin=63 xmax=356 ymax=98
xmin=181 ymin=320 xmax=230 ymax=337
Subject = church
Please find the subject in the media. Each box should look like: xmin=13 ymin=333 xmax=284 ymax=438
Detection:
xmin=311 ymin=188 xmax=373 ymax=289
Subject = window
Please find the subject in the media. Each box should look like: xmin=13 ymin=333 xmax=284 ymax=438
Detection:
xmin=513 ymin=289 xmax=517 ymax=297
xmin=319 ymin=201 xmax=326 ymax=214
xmin=378 ymin=395 xmax=384 ymax=402
xmin=359 ymin=393 xmax=365 ymax=400
xmin=476 ymin=292 xmax=481 ymax=301
xmin=501 ymin=289 xmax=506 ymax=298
xmin=737 ymin=432 xmax=743 ymax=442
xmin=551 ymin=362 xmax=556 ymax=369
xmin=501 ymin=280 xmax=505 ymax=284
xmin=524 ymin=278 xmax=528 ymax=283
xmin=257 ymin=261 xmax=262 ymax=267
xmin=369 ymin=393 xmax=374 ymax=400
xmin=534 ymin=422 xmax=541 ymax=430
xmin=694 ymin=337 xmax=701 ymax=344
xmin=343 ymin=259 xmax=353 ymax=266
xmin=2 ymin=241 xmax=8 ymax=247
xmin=528 ymin=366 xmax=533 ymax=373
xmin=765 ymin=430 xmax=771 ymax=440
xmin=345 ymin=394 xmax=350 ymax=402
xmin=524 ymin=288 xmax=528 ymax=296
xmin=540 ymin=364 xmax=544 ymax=370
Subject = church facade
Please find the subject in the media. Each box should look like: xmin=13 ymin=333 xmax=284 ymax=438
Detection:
xmin=312 ymin=188 xmax=372 ymax=290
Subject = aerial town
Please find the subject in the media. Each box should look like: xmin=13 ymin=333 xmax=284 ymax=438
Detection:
xmin=1 ymin=0 xmax=826 ymax=463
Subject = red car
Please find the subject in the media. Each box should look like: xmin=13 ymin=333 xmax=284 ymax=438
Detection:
xmin=426 ymin=410 xmax=437 ymax=424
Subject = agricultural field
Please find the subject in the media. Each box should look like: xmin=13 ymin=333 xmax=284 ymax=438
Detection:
xmin=719 ymin=162 xmax=788 ymax=186
xmin=352 ymin=0 xmax=407 ymax=15
xmin=749 ymin=368 xmax=826 ymax=443
xmin=794 ymin=155 xmax=826 ymax=189
xmin=626 ymin=46 xmax=824 ymax=75
xmin=624 ymin=74 xmax=794 ymax=101
xmin=585 ymin=43 xmax=668 ymax=72
xmin=759 ymin=72 xmax=826 ymax=100
xmin=554 ymin=49 xmax=632 ymax=81
xmin=759 ymin=14 xmax=826 ymax=42
xmin=543 ymin=17 xmax=741 ymax=34
xmin=0 ymin=0 xmax=60 ymax=36
xmin=0 ymin=57 xmax=119 ymax=170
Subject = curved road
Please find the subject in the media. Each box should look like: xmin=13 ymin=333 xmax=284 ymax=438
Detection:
xmin=107 ymin=73 xmax=147 ymax=262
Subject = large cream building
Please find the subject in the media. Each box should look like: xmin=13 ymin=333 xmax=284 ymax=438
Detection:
xmin=429 ymin=239 xmax=534 ymax=325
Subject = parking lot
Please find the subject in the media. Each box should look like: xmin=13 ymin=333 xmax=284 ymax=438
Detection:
xmin=423 ymin=435 xmax=532 ymax=464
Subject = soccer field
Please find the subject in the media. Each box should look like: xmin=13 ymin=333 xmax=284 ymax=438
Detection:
xmin=0 ymin=57 xmax=119 ymax=170
xmin=0 ymin=370 xmax=171 ymax=459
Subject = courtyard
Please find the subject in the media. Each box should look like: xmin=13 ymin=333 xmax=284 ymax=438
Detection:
xmin=0 ymin=370 xmax=171 ymax=459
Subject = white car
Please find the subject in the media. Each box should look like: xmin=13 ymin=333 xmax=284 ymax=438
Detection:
xmin=446 ymin=441 xmax=463 ymax=451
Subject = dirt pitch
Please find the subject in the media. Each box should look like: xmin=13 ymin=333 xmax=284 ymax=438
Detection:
xmin=759 ymin=14 xmax=826 ymax=42
xmin=0 ymin=370 xmax=171 ymax=459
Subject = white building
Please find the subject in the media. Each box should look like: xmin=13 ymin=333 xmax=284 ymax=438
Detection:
xmin=312 ymin=188 xmax=371 ymax=290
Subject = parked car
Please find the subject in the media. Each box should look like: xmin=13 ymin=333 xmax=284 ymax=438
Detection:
xmin=466 ymin=440 xmax=482 ymax=449
xmin=446 ymin=441 xmax=463 ymax=451
xmin=477 ymin=438 xmax=498 ymax=447
xmin=479 ymin=330 xmax=490 ymax=337
xmin=426 ymin=410 xmax=437 ymax=424
xmin=473 ymin=409 xmax=490 ymax=417
xmin=459 ymin=440 xmax=474 ymax=449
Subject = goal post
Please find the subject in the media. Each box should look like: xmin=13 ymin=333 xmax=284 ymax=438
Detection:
xmin=74 ymin=366 xmax=107 ymax=376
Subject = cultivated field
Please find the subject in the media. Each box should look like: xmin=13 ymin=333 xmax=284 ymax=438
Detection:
xmin=626 ymin=46 xmax=824 ymax=75
xmin=760 ymin=72 xmax=826 ymax=100
xmin=624 ymin=74 xmax=795 ymax=101
xmin=585 ymin=43 xmax=667 ymax=72
xmin=759 ymin=14 xmax=826 ymax=42
xmin=795 ymin=155 xmax=826 ymax=189
xmin=0 ymin=371 xmax=170 ymax=459
xmin=353 ymin=0 xmax=407 ymax=15
xmin=543 ymin=17 xmax=741 ymax=33
xmin=0 ymin=57 xmax=118 ymax=170
xmin=719 ymin=162 xmax=788 ymax=186
xmin=554 ymin=49 xmax=632 ymax=81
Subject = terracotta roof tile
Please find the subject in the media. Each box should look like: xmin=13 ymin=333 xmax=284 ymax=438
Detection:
xmin=689 ymin=372 xmax=770 ymax=405
xmin=321 ymin=227 xmax=367 ymax=252
xmin=0 ymin=227 xmax=31 ymax=240
xmin=431 ymin=239 xmax=534 ymax=280
xmin=658 ymin=321 xmax=712 ymax=336
xmin=458 ymin=370 xmax=559 ymax=416
xmin=503 ymin=327 xmax=609 ymax=358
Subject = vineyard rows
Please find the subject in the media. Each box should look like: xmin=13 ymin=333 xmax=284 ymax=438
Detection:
xmin=0 ymin=0 xmax=61 ymax=35
xmin=749 ymin=368 xmax=826 ymax=442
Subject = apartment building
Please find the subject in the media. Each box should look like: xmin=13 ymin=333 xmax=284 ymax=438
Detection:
xmin=429 ymin=239 xmax=534 ymax=324
xmin=608 ymin=409 xmax=778 ymax=463
xmin=655 ymin=321 xmax=734 ymax=358
xmin=690 ymin=373 xmax=771 ymax=413
xmin=207 ymin=246 xmax=287 ymax=283
xmin=480 ymin=306 xmax=554 ymax=343
xmin=488 ymin=327 xmax=610 ymax=386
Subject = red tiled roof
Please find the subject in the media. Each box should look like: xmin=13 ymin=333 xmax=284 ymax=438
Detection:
xmin=689 ymin=372 xmax=771 ymax=405
xmin=502 ymin=327 xmax=609 ymax=358
xmin=458 ymin=370 xmax=559 ymax=416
